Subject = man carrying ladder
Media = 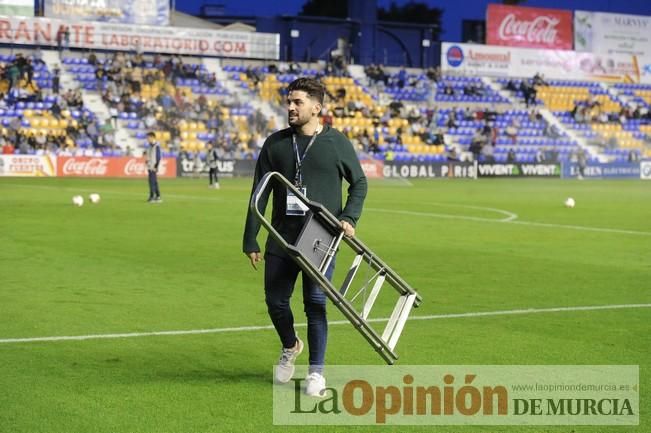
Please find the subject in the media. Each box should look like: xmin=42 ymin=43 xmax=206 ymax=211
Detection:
xmin=242 ymin=77 xmax=368 ymax=397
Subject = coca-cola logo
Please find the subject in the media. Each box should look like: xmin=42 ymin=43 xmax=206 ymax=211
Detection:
xmin=62 ymin=158 xmax=108 ymax=176
xmin=498 ymin=13 xmax=560 ymax=45
xmin=124 ymin=159 xmax=148 ymax=176
xmin=124 ymin=159 xmax=168 ymax=176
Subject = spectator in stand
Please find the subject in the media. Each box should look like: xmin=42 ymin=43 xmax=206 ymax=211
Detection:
xmin=321 ymin=109 xmax=334 ymax=127
xmin=2 ymin=137 xmax=14 ymax=154
xmin=469 ymin=128 xmax=485 ymax=161
xmin=446 ymin=109 xmax=458 ymax=129
xmin=543 ymin=123 xmax=561 ymax=139
xmin=246 ymin=66 xmax=262 ymax=87
xmin=18 ymin=72 xmax=39 ymax=96
xmin=366 ymin=64 xmax=388 ymax=85
xmin=506 ymin=118 xmax=519 ymax=144
xmin=52 ymin=66 xmax=61 ymax=95
xmin=576 ymin=149 xmax=588 ymax=180
xmin=447 ymin=148 xmax=460 ymax=162
xmin=481 ymin=142 xmax=495 ymax=162
xmin=505 ymin=79 xmax=518 ymax=92
xmin=425 ymin=66 xmax=440 ymax=82
xmin=489 ymin=124 xmax=498 ymax=147
xmin=571 ymin=104 xmax=585 ymax=123
xmin=32 ymin=47 xmax=44 ymax=66
xmin=430 ymin=128 xmax=445 ymax=146
xmin=87 ymin=51 xmax=98 ymax=66
xmin=63 ymin=27 xmax=70 ymax=51
xmin=396 ymin=67 xmax=408 ymax=89
xmin=407 ymin=106 xmax=422 ymax=124
xmin=442 ymin=82 xmax=455 ymax=96
xmin=628 ymin=150 xmax=640 ymax=163
xmin=56 ymin=26 xmax=65 ymax=53
xmin=532 ymin=73 xmax=548 ymax=87
xmin=506 ymin=149 xmax=517 ymax=163
xmin=332 ymin=55 xmax=348 ymax=77
xmin=521 ymin=80 xmax=537 ymax=107
xmin=529 ymin=109 xmax=542 ymax=122
xmin=51 ymin=99 xmax=63 ymax=119
xmin=463 ymin=83 xmax=477 ymax=96
xmin=7 ymin=62 xmax=20 ymax=89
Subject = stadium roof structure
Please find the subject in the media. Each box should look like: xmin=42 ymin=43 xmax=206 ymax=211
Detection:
xmin=169 ymin=10 xmax=255 ymax=32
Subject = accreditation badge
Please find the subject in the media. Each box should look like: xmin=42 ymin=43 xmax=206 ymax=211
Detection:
xmin=286 ymin=187 xmax=308 ymax=216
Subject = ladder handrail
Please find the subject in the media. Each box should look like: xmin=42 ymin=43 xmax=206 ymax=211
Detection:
xmin=250 ymin=171 xmax=422 ymax=364
xmin=251 ymin=171 xmax=421 ymax=304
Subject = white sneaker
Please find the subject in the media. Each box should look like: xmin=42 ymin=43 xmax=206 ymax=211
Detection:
xmin=304 ymin=372 xmax=327 ymax=397
xmin=275 ymin=338 xmax=303 ymax=384
xmin=214 ymin=182 xmax=220 ymax=189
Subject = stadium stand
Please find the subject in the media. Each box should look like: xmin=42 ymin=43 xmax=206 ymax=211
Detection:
xmin=2 ymin=46 xmax=650 ymax=163
xmin=499 ymin=77 xmax=651 ymax=161
xmin=0 ymin=51 xmax=106 ymax=155
xmin=61 ymin=53 xmax=271 ymax=159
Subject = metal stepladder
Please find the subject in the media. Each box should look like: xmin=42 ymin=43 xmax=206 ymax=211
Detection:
xmin=251 ymin=172 xmax=422 ymax=365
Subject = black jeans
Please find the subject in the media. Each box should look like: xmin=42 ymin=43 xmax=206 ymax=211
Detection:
xmin=264 ymin=253 xmax=335 ymax=374
xmin=148 ymin=170 xmax=160 ymax=198
xmin=209 ymin=167 xmax=218 ymax=185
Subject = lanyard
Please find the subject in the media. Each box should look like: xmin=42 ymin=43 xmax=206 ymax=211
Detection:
xmin=292 ymin=129 xmax=319 ymax=187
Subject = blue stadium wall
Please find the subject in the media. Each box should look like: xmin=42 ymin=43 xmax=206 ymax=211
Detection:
xmin=256 ymin=15 xmax=440 ymax=68
xmin=210 ymin=0 xmax=440 ymax=67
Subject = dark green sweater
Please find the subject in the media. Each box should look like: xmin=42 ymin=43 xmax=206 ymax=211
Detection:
xmin=243 ymin=125 xmax=368 ymax=257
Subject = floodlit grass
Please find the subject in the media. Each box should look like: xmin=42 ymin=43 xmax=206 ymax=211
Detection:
xmin=1 ymin=177 xmax=649 ymax=433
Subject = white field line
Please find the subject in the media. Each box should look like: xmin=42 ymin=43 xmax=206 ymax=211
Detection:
xmin=1 ymin=303 xmax=649 ymax=345
xmin=367 ymin=207 xmax=651 ymax=236
xmin=5 ymin=184 xmax=651 ymax=236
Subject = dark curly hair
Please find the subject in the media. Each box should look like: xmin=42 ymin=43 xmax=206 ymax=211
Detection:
xmin=287 ymin=77 xmax=325 ymax=105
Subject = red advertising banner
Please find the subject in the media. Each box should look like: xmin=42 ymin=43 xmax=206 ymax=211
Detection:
xmin=359 ymin=159 xmax=384 ymax=179
xmin=486 ymin=4 xmax=573 ymax=50
xmin=57 ymin=157 xmax=176 ymax=178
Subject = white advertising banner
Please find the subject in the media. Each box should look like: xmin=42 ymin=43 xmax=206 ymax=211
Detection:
xmin=0 ymin=155 xmax=57 ymax=177
xmin=0 ymin=0 xmax=32 ymax=17
xmin=442 ymin=42 xmax=650 ymax=84
xmin=0 ymin=15 xmax=280 ymax=60
xmin=641 ymin=161 xmax=651 ymax=180
xmin=575 ymin=11 xmax=651 ymax=57
xmin=44 ymin=0 xmax=169 ymax=26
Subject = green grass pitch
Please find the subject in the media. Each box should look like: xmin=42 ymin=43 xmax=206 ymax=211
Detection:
xmin=0 ymin=177 xmax=649 ymax=433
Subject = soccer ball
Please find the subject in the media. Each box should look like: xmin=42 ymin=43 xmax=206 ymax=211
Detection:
xmin=72 ymin=195 xmax=84 ymax=207
xmin=89 ymin=193 xmax=101 ymax=204
xmin=564 ymin=197 xmax=575 ymax=208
